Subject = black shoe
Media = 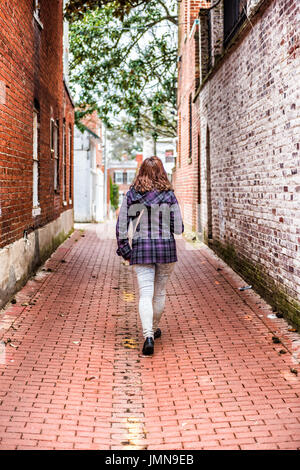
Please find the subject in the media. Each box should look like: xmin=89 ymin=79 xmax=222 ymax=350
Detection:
xmin=142 ymin=337 xmax=154 ymax=356
xmin=154 ymin=328 xmax=161 ymax=339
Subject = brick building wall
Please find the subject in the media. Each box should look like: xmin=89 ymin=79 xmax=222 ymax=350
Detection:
xmin=175 ymin=0 xmax=300 ymax=324
xmin=0 ymin=0 xmax=74 ymax=307
xmin=175 ymin=1 xmax=210 ymax=230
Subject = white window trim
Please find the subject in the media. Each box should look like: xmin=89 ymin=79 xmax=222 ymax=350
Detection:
xmin=127 ymin=170 xmax=136 ymax=184
xmin=69 ymin=124 xmax=72 ymax=202
xmin=62 ymin=121 xmax=67 ymax=204
xmin=115 ymin=171 xmax=123 ymax=184
xmin=52 ymin=120 xmax=59 ymax=192
xmin=32 ymin=110 xmax=40 ymax=217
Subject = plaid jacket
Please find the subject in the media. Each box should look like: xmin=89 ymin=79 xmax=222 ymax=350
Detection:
xmin=116 ymin=188 xmax=184 ymax=265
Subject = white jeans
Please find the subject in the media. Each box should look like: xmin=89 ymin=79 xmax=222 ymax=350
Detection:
xmin=134 ymin=263 xmax=175 ymax=339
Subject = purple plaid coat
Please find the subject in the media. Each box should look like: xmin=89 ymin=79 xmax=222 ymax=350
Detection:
xmin=116 ymin=188 xmax=184 ymax=265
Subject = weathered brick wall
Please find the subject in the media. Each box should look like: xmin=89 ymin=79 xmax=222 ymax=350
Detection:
xmin=0 ymin=0 xmax=74 ymax=249
xmin=175 ymin=0 xmax=300 ymax=323
xmin=176 ymin=1 xmax=210 ymax=230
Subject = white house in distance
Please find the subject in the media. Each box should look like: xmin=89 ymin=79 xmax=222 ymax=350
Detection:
xmin=108 ymin=153 xmax=143 ymax=209
xmin=143 ymin=136 xmax=176 ymax=180
xmin=74 ymin=112 xmax=105 ymax=222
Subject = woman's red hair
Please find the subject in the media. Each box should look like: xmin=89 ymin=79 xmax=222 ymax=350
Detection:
xmin=131 ymin=156 xmax=173 ymax=193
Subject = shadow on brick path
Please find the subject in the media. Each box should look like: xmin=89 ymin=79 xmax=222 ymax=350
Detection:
xmin=0 ymin=223 xmax=299 ymax=450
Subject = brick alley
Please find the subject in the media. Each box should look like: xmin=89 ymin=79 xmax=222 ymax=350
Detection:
xmin=0 ymin=223 xmax=299 ymax=450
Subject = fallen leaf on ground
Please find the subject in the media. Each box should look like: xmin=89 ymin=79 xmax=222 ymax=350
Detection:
xmin=123 ymin=338 xmax=138 ymax=349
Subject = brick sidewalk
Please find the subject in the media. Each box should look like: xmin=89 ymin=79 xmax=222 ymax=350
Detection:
xmin=0 ymin=223 xmax=299 ymax=450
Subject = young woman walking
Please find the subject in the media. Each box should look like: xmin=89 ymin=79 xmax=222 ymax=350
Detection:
xmin=116 ymin=156 xmax=184 ymax=356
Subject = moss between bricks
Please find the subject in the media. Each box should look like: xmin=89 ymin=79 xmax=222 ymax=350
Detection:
xmin=210 ymin=238 xmax=300 ymax=329
xmin=188 ymin=230 xmax=300 ymax=328
xmin=39 ymin=227 xmax=74 ymax=265
xmin=0 ymin=227 xmax=74 ymax=311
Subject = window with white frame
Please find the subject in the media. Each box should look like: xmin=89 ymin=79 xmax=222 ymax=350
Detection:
xmin=165 ymin=149 xmax=174 ymax=163
xmin=51 ymin=118 xmax=60 ymax=191
xmin=33 ymin=109 xmax=39 ymax=210
xmin=63 ymin=120 xmax=67 ymax=203
xmin=114 ymin=171 xmax=123 ymax=184
xmin=69 ymin=124 xmax=72 ymax=202
xmin=127 ymin=170 xmax=136 ymax=184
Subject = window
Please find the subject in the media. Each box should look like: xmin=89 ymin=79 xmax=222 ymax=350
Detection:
xmin=207 ymin=9 xmax=212 ymax=70
xmin=224 ymin=0 xmax=247 ymax=46
xmin=114 ymin=171 xmax=123 ymax=184
xmin=165 ymin=149 xmax=174 ymax=163
xmin=194 ymin=21 xmax=200 ymax=90
xmin=33 ymin=109 xmax=40 ymax=213
xmin=63 ymin=120 xmax=67 ymax=203
xmin=127 ymin=171 xmax=136 ymax=184
xmin=69 ymin=124 xmax=73 ymax=202
xmin=51 ymin=119 xmax=59 ymax=191
xmin=188 ymin=94 xmax=193 ymax=161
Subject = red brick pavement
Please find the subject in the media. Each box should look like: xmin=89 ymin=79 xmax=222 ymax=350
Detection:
xmin=0 ymin=223 xmax=299 ymax=450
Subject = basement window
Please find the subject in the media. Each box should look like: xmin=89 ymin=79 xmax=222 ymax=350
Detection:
xmin=224 ymin=0 xmax=247 ymax=47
